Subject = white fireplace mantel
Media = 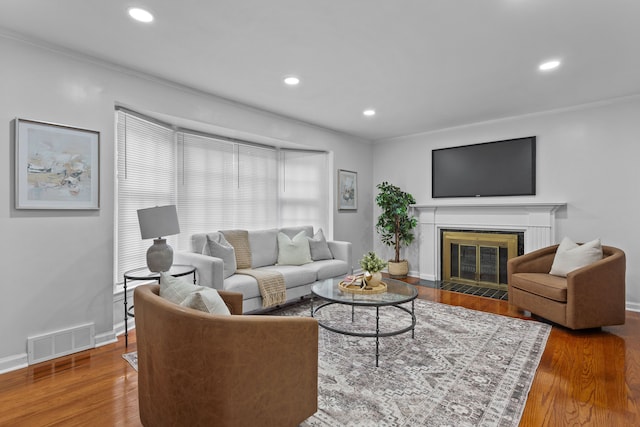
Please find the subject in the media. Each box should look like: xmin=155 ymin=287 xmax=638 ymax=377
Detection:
xmin=412 ymin=201 xmax=566 ymax=281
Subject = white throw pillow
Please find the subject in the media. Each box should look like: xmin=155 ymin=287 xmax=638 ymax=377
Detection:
xmin=307 ymin=228 xmax=333 ymax=261
xmin=160 ymin=272 xmax=196 ymax=304
xmin=277 ymin=230 xmax=312 ymax=265
xmin=206 ymin=234 xmax=237 ymax=279
xmin=180 ymin=288 xmax=231 ymax=315
xmin=549 ymin=237 xmax=603 ymax=277
xmin=160 ymin=272 xmax=230 ymax=315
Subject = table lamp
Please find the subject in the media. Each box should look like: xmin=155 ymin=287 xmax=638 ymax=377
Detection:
xmin=137 ymin=205 xmax=181 ymax=272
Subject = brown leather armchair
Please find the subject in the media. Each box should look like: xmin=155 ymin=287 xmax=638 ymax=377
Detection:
xmin=507 ymin=244 xmax=626 ymax=329
xmin=134 ymin=284 xmax=318 ymax=427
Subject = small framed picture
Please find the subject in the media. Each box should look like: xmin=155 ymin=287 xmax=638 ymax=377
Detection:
xmin=15 ymin=118 xmax=100 ymax=209
xmin=337 ymin=169 xmax=357 ymax=211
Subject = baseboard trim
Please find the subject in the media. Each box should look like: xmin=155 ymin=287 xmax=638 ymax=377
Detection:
xmin=626 ymin=302 xmax=640 ymax=312
xmin=0 ymin=353 xmax=28 ymax=374
xmin=95 ymin=330 xmax=118 ymax=347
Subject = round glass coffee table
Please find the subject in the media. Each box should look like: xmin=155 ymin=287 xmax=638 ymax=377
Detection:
xmin=311 ymin=277 xmax=418 ymax=367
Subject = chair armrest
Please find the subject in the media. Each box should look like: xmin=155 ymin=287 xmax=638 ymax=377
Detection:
xmin=507 ymin=244 xmax=559 ymax=275
xmin=175 ymin=251 xmax=224 ymax=290
xmin=328 ymin=240 xmax=353 ymax=273
xmin=218 ymin=290 xmax=243 ymax=315
xmin=566 ymin=248 xmax=626 ymax=328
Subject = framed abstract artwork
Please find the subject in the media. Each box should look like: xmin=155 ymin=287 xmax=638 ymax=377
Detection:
xmin=337 ymin=169 xmax=357 ymax=211
xmin=15 ymin=118 xmax=100 ymax=209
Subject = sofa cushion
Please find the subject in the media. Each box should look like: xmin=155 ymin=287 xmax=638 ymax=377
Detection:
xmin=260 ymin=265 xmax=317 ymax=288
xmin=549 ymin=237 xmax=603 ymax=277
xmin=307 ymin=228 xmax=333 ymax=261
xmin=223 ymin=265 xmax=317 ymax=299
xmin=301 ymin=259 xmax=349 ymax=280
xmin=277 ymin=231 xmax=312 ymax=265
xmin=248 ymin=228 xmax=278 ymax=268
xmin=510 ymin=272 xmax=568 ymax=302
xmin=206 ymin=234 xmax=237 ymax=279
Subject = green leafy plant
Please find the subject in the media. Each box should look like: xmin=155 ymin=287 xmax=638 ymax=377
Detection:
xmin=375 ymin=181 xmax=418 ymax=263
xmin=359 ymin=251 xmax=387 ymax=273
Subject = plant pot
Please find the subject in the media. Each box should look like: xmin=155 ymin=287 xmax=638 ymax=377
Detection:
xmin=388 ymin=260 xmax=409 ymax=278
xmin=364 ymin=271 xmax=383 ymax=288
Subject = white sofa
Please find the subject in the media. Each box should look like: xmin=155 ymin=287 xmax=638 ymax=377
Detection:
xmin=175 ymin=225 xmax=352 ymax=312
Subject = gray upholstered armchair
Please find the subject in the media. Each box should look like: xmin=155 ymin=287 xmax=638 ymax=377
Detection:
xmin=134 ymin=284 xmax=318 ymax=426
xmin=507 ymin=244 xmax=626 ymax=329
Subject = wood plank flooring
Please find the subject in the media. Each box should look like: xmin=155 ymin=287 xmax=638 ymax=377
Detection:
xmin=1 ymin=278 xmax=639 ymax=426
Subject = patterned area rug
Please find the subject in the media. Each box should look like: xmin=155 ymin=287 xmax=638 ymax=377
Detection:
xmin=124 ymin=299 xmax=551 ymax=426
xmin=122 ymin=351 xmax=137 ymax=370
xmin=274 ymin=299 xmax=550 ymax=427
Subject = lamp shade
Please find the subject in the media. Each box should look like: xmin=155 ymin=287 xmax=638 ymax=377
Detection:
xmin=137 ymin=205 xmax=181 ymax=239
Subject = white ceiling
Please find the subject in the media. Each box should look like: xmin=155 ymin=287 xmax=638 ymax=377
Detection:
xmin=1 ymin=0 xmax=639 ymax=141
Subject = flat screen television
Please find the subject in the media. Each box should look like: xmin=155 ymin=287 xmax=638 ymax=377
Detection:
xmin=432 ymin=136 xmax=536 ymax=198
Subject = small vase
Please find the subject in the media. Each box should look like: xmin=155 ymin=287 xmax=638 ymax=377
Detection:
xmin=364 ymin=271 xmax=383 ymax=288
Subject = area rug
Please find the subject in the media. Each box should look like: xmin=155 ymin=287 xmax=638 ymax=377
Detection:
xmin=275 ymin=299 xmax=550 ymax=427
xmin=124 ymin=299 xmax=550 ymax=426
xmin=122 ymin=351 xmax=138 ymax=371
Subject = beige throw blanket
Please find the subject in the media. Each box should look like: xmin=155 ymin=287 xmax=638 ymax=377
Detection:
xmin=222 ymin=230 xmax=286 ymax=308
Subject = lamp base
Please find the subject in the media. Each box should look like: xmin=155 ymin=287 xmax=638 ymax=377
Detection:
xmin=147 ymin=238 xmax=174 ymax=272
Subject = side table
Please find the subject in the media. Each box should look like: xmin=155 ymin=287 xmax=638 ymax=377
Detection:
xmin=123 ymin=264 xmax=196 ymax=347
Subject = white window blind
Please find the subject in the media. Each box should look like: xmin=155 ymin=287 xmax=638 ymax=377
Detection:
xmin=280 ymin=149 xmax=329 ymax=233
xmin=236 ymin=144 xmax=278 ymax=229
xmin=115 ymin=111 xmax=177 ymax=282
xmin=115 ymin=109 xmax=329 ymax=286
xmin=176 ymin=133 xmax=276 ymax=250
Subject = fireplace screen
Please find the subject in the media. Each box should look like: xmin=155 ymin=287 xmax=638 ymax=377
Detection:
xmin=443 ymin=231 xmax=519 ymax=289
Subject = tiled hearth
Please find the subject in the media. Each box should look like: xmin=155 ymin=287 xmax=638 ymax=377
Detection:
xmin=413 ymin=202 xmax=565 ymax=281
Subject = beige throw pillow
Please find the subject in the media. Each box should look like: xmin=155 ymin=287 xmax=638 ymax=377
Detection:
xmin=549 ymin=237 xmax=603 ymax=277
xmin=277 ymin=230 xmax=312 ymax=265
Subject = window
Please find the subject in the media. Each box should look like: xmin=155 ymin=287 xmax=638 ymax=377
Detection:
xmin=115 ymin=110 xmax=177 ymax=282
xmin=115 ymin=109 xmax=329 ymax=286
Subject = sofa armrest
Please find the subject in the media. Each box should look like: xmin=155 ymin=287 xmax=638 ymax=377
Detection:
xmin=174 ymin=251 xmax=224 ymax=290
xmin=328 ymin=240 xmax=353 ymax=273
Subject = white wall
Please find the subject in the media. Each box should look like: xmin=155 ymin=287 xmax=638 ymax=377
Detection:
xmin=373 ymin=95 xmax=640 ymax=309
xmin=0 ymin=34 xmax=373 ymax=371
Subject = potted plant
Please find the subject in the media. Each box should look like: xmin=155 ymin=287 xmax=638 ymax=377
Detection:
xmin=359 ymin=251 xmax=387 ymax=287
xmin=375 ymin=181 xmax=418 ymax=278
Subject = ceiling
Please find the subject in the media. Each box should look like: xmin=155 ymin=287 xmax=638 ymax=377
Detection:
xmin=1 ymin=0 xmax=639 ymax=141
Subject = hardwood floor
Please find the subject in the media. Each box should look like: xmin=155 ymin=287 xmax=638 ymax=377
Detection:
xmin=1 ymin=279 xmax=639 ymax=426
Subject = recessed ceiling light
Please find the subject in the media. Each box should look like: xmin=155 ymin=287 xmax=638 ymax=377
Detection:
xmin=539 ymin=59 xmax=561 ymax=71
xmin=128 ymin=7 xmax=154 ymax=23
xmin=283 ymin=76 xmax=300 ymax=86
xmin=363 ymin=109 xmax=376 ymax=117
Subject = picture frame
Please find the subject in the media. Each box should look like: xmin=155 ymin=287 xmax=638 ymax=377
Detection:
xmin=15 ymin=118 xmax=100 ymax=210
xmin=337 ymin=169 xmax=357 ymax=211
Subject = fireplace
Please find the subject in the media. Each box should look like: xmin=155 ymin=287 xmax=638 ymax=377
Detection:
xmin=441 ymin=230 xmax=524 ymax=290
xmin=412 ymin=202 xmax=565 ymax=281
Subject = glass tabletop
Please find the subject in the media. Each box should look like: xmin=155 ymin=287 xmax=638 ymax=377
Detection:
xmin=124 ymin=264 xmax=195 ymax=280
xmin=312 ymin=277 xmax=418 ymax=306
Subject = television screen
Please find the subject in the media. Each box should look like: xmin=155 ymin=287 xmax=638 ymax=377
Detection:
xmin=432 ymin=137 xmax=536 ymax=198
